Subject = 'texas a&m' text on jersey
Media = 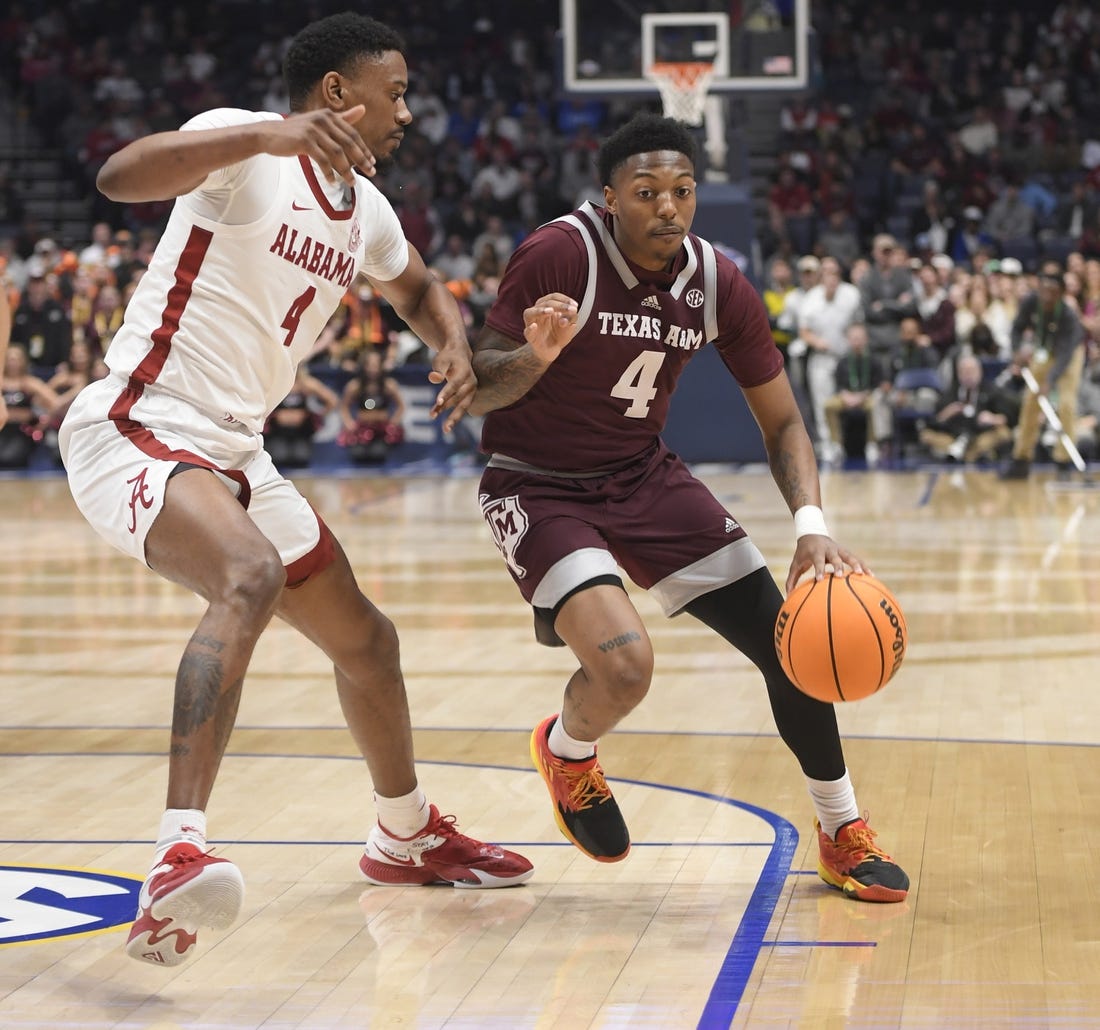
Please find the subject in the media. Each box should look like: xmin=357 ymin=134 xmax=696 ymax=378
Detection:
xmin=480 ymin=202 xmax=782 ymax=472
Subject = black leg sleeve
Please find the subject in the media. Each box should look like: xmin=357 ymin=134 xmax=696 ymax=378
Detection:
xmin=684 ymin=568 xmax=846 ymax=781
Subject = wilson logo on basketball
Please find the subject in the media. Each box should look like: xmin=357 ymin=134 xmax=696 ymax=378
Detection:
xmin=878 ymin=598 xmax=906 ymax=676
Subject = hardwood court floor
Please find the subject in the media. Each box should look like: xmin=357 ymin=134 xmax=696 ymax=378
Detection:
xmin=1 ymin=464 xmax=1099 ymax=1029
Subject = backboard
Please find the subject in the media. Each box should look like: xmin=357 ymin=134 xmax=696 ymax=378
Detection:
xmin=562 ymin=0 xmax=808 ymax=94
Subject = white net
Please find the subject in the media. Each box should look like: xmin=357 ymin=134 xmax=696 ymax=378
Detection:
xmin=645 ymin=62 xmax=714 ymax=126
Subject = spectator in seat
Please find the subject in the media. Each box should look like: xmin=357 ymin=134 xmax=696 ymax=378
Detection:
xmin=909 ymin=180 xmax=952 ymax=255
xmin=957 ymin=105 xmax=999 ymax=157
xmin=1 ymin=343 xmax=59 ymax=468
xmin=763 ymin=258 xmax=795 ymax=367
xmin=985 ymin=183 xmax=1036 ymax=245
xmin=777 ymin=254 xmax=821 ymax=392
xmin=799 ymin=256 xmax=863 ymax=461
xmin=816 ymin=209 xmax=860 ymax=271
xmin=913 ymin=262 xmax=956 ymax=357
xmin=768 ymin=167 xmax=814 ymax=246
xmin=949 ymin=206 xmax=995 ymax=270
xmin=1054 ymin=180 xmax=1098 ymax=243
xmin=265 ymin=364 xmax=340 ymax=470
xmin=338 ymin=348 xmax=406 ymax=465
xmin=471 ymin=214 xmax=515 ymax=268
xmin=860 ymin=234 xmax=912 ymax=358
xmin=919 ymin=353 xmax=1014 ymax=463
xmin=11 ymin=266 xmax=72 ymax=372
xmin=823 ymin=322 xmax=894 ymax=466
xmin=431 ymin=234 xmax=476 ymax=285
xmin=955 ymin=274 xmax=1011 ymax=357
xmin=894 ymin=315 xmax=941 ymax=372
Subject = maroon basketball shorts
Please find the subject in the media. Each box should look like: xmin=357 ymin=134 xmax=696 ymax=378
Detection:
xmin=478 ymin=440 xmax=768 ymax=618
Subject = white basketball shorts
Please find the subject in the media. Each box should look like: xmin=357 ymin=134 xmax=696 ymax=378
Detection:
xmin=59 ymin=377 xmax=326 ymax=577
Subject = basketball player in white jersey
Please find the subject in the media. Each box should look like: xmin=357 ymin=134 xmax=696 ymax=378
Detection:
xmin=59 ymin=13 xmax=533 ymax=968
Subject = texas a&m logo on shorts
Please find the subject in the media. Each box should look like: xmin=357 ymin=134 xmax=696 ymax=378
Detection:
xmin=479 ymin=494 xmax=529 ymax=577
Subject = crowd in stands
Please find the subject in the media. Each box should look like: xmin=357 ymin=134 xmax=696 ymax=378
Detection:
xmin=762 ymin=0 xmax=1100 ymax=471
xmin=2 ymin=0 xmax=1099 ymax=472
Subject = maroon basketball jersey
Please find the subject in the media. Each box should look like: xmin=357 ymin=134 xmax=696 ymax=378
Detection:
xmin=480 ymin=202 xmax=782 ymax=471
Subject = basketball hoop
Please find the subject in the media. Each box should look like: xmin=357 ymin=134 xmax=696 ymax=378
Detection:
xmin=645 ymin=61 xmax=714 ymax=125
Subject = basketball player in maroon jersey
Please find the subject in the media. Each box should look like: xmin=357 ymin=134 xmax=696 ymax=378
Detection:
xmin=471 ymin=113 xmax=908 ymax=902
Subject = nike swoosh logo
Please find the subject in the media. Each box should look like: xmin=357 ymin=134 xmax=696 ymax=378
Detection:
xmin=377 ymin=849 xmax=417 ymax=866
xmin=292 ymin=202 xmax=311 ymax=211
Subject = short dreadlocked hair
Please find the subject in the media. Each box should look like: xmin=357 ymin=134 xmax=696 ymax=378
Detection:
xmin=597 ymin=112 xmax=697 ymax=187
xmin=283 ymin=13 xmax=406 ymax=111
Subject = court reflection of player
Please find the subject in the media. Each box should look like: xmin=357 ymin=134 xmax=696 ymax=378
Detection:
xmin=338 ymin=347 xmax=405 ymax=464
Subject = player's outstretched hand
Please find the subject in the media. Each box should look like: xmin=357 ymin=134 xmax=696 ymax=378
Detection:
xmin=428 ymin=340 xmax=477 ymax=432
xmin=522 ymin=294 xmax=579 ymax=364
xmin=262 ymin=106 xmax=375 ymax=185
xmin=785 ymin=535 xmax=869 ymax=595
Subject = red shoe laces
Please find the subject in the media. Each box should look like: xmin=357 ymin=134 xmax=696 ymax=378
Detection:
xmin=425 ymin=812 xmax=461 ymax=838
xmin=166 ymin=847 xmax=213 ymax=866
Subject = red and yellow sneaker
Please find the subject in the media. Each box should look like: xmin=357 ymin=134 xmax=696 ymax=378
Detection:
xmin=360 ymin=805 xmax=533 ymax=888
xmin=125 ymin=843 xmax=244 ymax=966
xmin=816 ymin=817 xmax=909 ymax=903
xmin=530 ymin=714 xmax=630 ymax=862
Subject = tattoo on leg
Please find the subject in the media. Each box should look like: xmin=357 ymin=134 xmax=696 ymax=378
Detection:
xmin=190 ymin=634 xmax=225 ymax=653
xmin=172 ymin=642 xmax=231 ymax=739
xmin=597 ymin=630 xmax=641 ymax=653
xmin=212 ymin=681 xmax=243 ymax=757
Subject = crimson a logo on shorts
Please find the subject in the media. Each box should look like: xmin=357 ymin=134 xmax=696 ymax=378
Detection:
xmin=125 ymin=466 xmax=155 ymax=534
xmin=479 ymin=493 xmax=529 ymax=578
xmin=0 ymin=865 xmax=142 ymax=946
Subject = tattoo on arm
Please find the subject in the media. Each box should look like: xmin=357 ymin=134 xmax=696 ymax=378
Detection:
xmin=470 ymin=329 xmax=549 ymax=415
xmin=597 ymin=631 xmax=641 ymax=654
xmin=772 ymin=445 xmax=813 ymax=513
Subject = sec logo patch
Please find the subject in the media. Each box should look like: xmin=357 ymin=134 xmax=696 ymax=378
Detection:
xmin=0 ymin=865 xmax=142 ymax=946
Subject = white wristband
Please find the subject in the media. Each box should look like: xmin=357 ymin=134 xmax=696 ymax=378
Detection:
xmin=794 ymin=504 xmax=829 ymax=539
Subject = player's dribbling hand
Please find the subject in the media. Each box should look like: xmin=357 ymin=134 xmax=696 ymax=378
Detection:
xmin=264 ymin=106 xmax=376 ymax=185
xmin=785 ymin=536 xmax=869 ymax=594
xmin=523 ymin=294 xmax=579 ymax=364
xmin=428 ymin=340 xmax=477 ymax=431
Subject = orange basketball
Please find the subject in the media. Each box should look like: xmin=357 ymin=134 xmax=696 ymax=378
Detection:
xmin=774 ymin=573 xmax=907 ymax=703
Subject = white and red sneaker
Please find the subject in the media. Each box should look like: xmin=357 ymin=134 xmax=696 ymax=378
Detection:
xmin=125 ymin=843 xmax=245 ymax=966
xmin=360 ymin=805 xmax=533 ymax=888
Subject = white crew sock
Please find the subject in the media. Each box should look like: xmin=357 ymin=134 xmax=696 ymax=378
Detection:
xmin=548 ymin=715 xmax=597 ymax=761
xmin=154 ymin=808 xmax=207 ymax=863
xmin=374 ymin=786 xmax=430 ymax=838
xmin=805 ymin=770 xmax=860 ymax=840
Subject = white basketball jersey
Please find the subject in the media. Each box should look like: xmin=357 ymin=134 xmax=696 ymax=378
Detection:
xmin=104 ymin=108 xmax=408 ymax=452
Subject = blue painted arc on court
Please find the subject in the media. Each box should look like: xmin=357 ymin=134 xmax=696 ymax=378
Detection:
xmin=0 ymin=866 xmax=142 ymax=945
